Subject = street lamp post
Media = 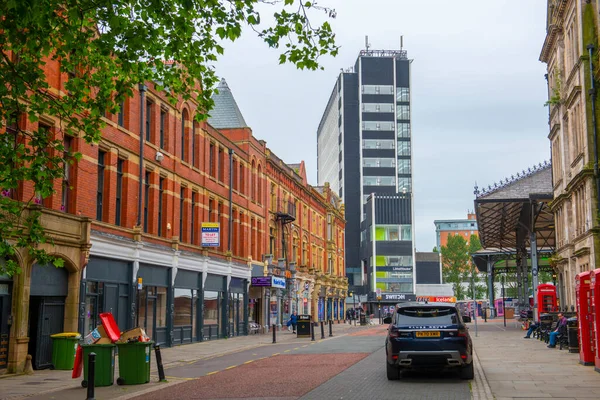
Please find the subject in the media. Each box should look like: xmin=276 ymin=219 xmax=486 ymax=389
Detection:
xmin=377 ymin=296 xmax=382 ymax=324
xmin=501 ymin=275 xmax=506 ymax=328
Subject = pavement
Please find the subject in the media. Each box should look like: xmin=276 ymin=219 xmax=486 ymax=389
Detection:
xmin=0 ymin=321 xmax=371 ymax=400
xmin=2 ymin=317 xmax=600 ymax=400
xmin=471 ymin=317 xmax=600 ymax=400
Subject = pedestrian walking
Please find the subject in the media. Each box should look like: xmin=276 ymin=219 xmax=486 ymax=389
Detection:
xmin=290 ymin=311 xmax=298 ymax=334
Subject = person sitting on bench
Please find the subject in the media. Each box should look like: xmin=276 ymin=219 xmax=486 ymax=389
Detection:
xmin=524 ymin=320 xmax=539 ymax=338
xmin=547 ymin=313 xmax=568 ymax=348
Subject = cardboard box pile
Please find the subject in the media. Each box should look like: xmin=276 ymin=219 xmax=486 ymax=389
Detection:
xmin=84 ymin=313 xmax=150 ymax=345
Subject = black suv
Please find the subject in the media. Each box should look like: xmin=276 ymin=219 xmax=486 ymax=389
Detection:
xmin=384 ymin=302 xmax=473 ymax=380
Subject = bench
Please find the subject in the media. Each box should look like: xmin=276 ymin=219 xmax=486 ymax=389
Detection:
xmin=248 ymin=322 xmax=260 ymax=335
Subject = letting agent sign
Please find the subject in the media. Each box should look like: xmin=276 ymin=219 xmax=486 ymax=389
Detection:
xmin=271 ymin=276 xmax=286 ymax=289
xmin=201 ymin=222 xmax=220 ymax=247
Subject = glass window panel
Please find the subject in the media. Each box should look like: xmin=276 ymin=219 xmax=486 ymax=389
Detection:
xmin=397 ymin=141 xmax=411 ymax=156
xmin=363 ymin=139 xmax=395 ymax=149
xmin=398 ymin=159 xmax=411 ymax=174
xmin=174 ymin=288 xmax=193 ymax=326
xmin=401 ymin=225 xmax=412 ymax=241
xmin=396 ymin=105 xmax=410 ymax=120
xmin=361 ymin=85 xmax=394 ymax=95
xmin=362 ymin=103 xmax=394 ymax=113
xmin=396 ymin=87 xmax=410 ymax=102
xmin=363 ymin=158 xmax=395 ymax=168
xmin=397 ymin=123 xmax=410 ymax=138
xmin=398 ymin=177 xmax=411 ymax=193
xmin=156 ymin=286 xmax=168 ymax=328
xmin=203 ymin=291 xmax=220 ymax=329
xmin=362 ymin=121 xmax=395 ymax=131
xmin=363 ymin=176 xmax=396 ymax=186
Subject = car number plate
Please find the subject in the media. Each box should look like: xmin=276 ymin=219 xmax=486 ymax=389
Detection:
xmin=416 ymin=331 xmax=440 ymax=338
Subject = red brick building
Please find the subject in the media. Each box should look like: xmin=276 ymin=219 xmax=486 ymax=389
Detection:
xmin=0 ymin=56 xmax=347 ymax=373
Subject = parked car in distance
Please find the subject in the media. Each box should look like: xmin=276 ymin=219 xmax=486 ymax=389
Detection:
xmin=384 ymin=302 xmax=474 ymax=380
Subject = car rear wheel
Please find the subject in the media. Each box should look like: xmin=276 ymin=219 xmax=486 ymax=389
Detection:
xmin=460 ymin=362 xmax=474 ymax=380
xmin=386 ymin=361 xmax=400 ymax=380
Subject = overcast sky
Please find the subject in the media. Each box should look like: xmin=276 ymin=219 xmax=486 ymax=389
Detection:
xmin=214 ymin=0 xmax=550 ymax=252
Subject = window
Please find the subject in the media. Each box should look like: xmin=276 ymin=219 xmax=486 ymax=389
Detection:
xmin=302 ymin=239 xmax=307 ymax=265
xmin=401 ymin=225 xmax=412 ymax=240
xmin=361 ymin=85 xmax=394 ymax=95
xmin=374 ymin=225 xmax=400 ymax=241
xmin=362 ymin=103 xmax=394 ymax=113
xmin=257 ymin=165 xmax=262 ymax=204
xmin=395 ymin=307 xmax=458 ymax=325
xmin=552 ymin=137 xmax=562 ymax=185
xmin=159 ymin=109 xmax=166 ymax=149
xmin=158 ymin=177 xmax=164 ymax=236
xmin=115 ymin=159 xmax=124 ymax=226
xmin=181 ymin=116 xmax=186 ymax=162
xmin=191 ymin=191 xmax=197 ymax=244
xmin=396 ymin=87 xmax=410 ymax=102
xmin=117 ymin=100 xmax=125 ymax=127
xmin=180 ymin=187 xmax=185 ymax=241
xmin=362 ymin=121 xmax=395 ymax=131
xmin=362 ymin=139 xmax=395 ymax=149
xmin=232 ymin=159 xmax=238 ymax=191
xmin=209 ymin=142 xmax=215 ymax=177
xmin=362 ymin=158 xmax=395 ymax=168
xmin=144 ymin=171 xmax=150 ymax=232
xmin=251 ymin=160 xmax=256 ymax=200
xmin=363 ymin=176 xmax=396 ymax=186
xmin=398 ymin=177 xmax=411 ymax=193
xmin=239 ymin=163 xmax=244 ymax=194
xmin=208 ymin=198 xmax=214 ymax=222
xmin=192 ymin=121 xmax=197 ymax=168
xmin=397 ymin=123 xmax=410 ymax=138
xmin=96 ymin=150 xmax=105 ymax=221
xmin=269 ymin=226 xmax=276 ymax=256
xmin=61 ymin=135 xmax=73 ymax=212
xmin=145 ymin=101 xmax=152 ymax=141
xmin=396 ymin=105 xmax=410 ymax=120
xmin=397 ymin=141 xmax=411 ymax=156
xmin=218 ymin=147 xmax=224 ymax=182
xmin=397 ymin=159 xmax=411 ymax=175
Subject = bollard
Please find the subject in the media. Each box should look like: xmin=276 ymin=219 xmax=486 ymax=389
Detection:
xmin=272 ymin=324 xmax=276 ymax=344
xmin=329 ymin=320 xmax=333 ymax=337
xmin=154 ymin=345 xmax=167 ymax=382
xmin=320 ymin=321 xmax=325 ymax=339
xmin=86 ymin=352 xmax=96 ymax=400
xmin=311 ymin=322 xmax=315 ymax=341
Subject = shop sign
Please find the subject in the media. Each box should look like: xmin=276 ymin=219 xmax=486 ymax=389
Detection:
xmin=271 ymin=276 xmax=286 ymax=289
xmin=416 ymin=296 xmax=456 ymax=303
xmin=251 ymin=277 xmax=272 ymax=287
xmin=304 ymin=282 xmax=309 ymax=290
xmin=377 ymin=266 xmax=413 ymax=272
xmin=382 ymin=293 xmax=416 ymax=302
xmin=201 ymin=222 xmax=220 ymax=247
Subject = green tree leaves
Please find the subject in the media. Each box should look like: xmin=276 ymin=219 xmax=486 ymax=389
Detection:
xmin=0 ymin=0 xmax=339 ymax=275
xmin=441 ymin=234 xmax=485 ymax=300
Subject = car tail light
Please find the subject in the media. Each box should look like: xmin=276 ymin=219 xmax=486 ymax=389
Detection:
xmin=389 ymin=328 xmax=400 ymax=338
xmin=460 ymin=354 xmax=467 ymax=360
xmin=457 ymin=329 xmax=468 ymax=344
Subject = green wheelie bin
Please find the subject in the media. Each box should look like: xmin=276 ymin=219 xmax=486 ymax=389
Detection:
xmin=50 ymin=332 xmax=81 ymax=370
xmin=116 ymin=341 xmax=154 ymax=385
xmin=81 ymin=343 xmax=116 ymax=387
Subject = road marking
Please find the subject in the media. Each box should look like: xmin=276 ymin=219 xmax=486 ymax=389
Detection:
xmin=165 ymin=376 xmax=194 ymax=381
xmin=302 ymin=345 xmax=308 ymax=348
xmin=225 ymin=365 xmax=237 ymax=370
xmin=293 ymin=347 xmax=299 ymax=350
xmin=206 ymin=371 xmax=219 ymax=375
xmin=244 ymin=360 xmax=254 ymax=364
xmin=284 ymin=349 xmax=291 ymax=353
xmin=272 ymin=352 xmax=280 ymax=356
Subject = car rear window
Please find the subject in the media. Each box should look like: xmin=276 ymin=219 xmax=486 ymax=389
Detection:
xmin=395 ymin=307 xmax=459 ymax=325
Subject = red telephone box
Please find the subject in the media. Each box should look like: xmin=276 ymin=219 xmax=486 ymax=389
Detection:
xmin=576 ymin=271 xmax=594 ymax=366
xmin=590 ymin=269 xmax=600 ymax=372
xmin=537 ymin=284 xmax=557 ymax=320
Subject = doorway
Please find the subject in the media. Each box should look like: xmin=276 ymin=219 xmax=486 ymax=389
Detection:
xmin=137 ymin=286 xmax=168 ymax=346
xmin=0 ymin=282 xmax=12 ymax=370
xmin=28 ymin=297 xmax=65 ymax=369
xmin=28 ymin=263 xmax=68 ymax=370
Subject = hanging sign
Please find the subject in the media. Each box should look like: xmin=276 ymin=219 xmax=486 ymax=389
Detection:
xmin=201 ymin=222 xmax=220 ymax=247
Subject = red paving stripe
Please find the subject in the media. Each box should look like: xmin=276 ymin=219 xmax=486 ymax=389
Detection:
xmin=134 ymin=353 xmax=369 ymax=400
xmin=349 ymin=326 xmax=388 ymax=336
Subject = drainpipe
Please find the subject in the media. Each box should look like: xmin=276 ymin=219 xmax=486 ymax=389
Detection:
xmin=545 ymin=73 xmax=554 ymax=185
xmin=228 ymin=148 xmax=234 ymax=252
xmin=587 ymin=44 xmax=600 ymax=218
xmin=137 ymin=84 xmax=147 ymax=227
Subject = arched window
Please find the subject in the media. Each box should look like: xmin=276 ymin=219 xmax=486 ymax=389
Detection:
xmin=181 ymin=109 xmax=188 ymax=162
xmin=302 ymin=237 xmax=308 ymax=266
xmin=239 ymin=163 xmax=244 ymax=195
xmin=251 ymin=159 xmax=256 ymax=201
xmin=257 ymin=164 xmax=262 ymax=204
xmin=292 ymin=232 xmax=299 ymax=262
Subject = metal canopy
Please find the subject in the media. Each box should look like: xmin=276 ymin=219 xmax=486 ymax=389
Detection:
xmin=474 ymin=161 xmax=555 ymax=252
xmin=472 ymin=161 xmax=555 ymax=316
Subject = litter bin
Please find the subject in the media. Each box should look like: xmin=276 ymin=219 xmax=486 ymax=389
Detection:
xmin=50 ymin=332 xmax=81 ymax=370
xmin=360 ymin=314 xmax=367 ymax=326
xmin=567 ymin=317 xmax=579 ymax=354
xmin=296 ymin=315 xmax=311 ymax=338
xmin=81 ymin=343 xmax=116 ymax=387
xmin=116 ymin=341 xmax=154 ymax=385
